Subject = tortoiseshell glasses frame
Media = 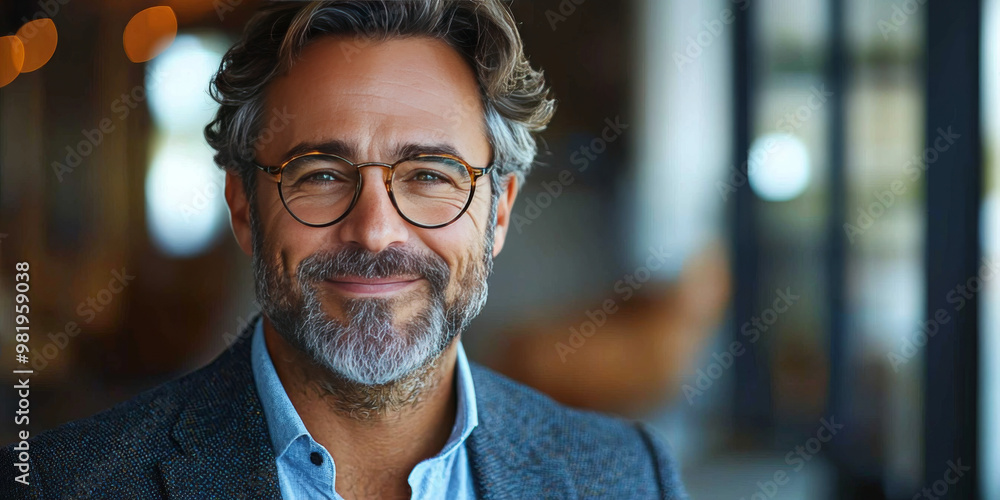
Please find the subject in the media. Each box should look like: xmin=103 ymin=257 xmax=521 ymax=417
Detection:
xmin=254 ymin=151 xmax=494 ymax=229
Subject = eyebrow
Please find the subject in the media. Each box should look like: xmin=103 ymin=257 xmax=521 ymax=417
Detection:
xmin=281 ymin=139 xmax=356 ymax=161
xmin=278 ymin=140 xmax=468 ymax=165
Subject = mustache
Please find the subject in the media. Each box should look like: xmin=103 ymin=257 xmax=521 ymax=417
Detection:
xmin=295 ymin=245 xmax=451 ymax=290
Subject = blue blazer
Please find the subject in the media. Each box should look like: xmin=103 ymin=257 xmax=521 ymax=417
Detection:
xmin=2 ymin=315 xmax=687 ymax=499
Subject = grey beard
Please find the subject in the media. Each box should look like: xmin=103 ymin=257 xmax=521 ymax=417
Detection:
xmin=248 ymin=194 xmax=496 ymax=418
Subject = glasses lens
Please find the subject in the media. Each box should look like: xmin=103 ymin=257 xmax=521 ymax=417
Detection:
xmin=392 ymin=156 xmax=474 ymax=226
xmin=280 ymin=155 xmax=358 ymax=225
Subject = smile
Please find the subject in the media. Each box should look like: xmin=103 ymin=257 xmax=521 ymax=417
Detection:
xmin=324 ymin=277 xmax=422 ymax=295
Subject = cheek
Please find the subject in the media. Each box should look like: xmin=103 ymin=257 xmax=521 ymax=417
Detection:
xmin=417 ymin=221 xmax=484 ymax=287
xmin=463 ymin=185 xmax=495 ymax=236
xmin=256 ymin=191 xmax=326 ymax=277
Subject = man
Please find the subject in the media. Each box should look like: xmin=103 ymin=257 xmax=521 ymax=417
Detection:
xmin=3 ymin=1 xmax=686 ymax=498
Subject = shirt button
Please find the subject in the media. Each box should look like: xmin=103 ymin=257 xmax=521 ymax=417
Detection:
xmin=310 ymin=452 xmax=324 ymax=466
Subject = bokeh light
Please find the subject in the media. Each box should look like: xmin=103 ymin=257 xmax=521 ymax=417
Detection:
xmin=123 ymin=6 xmax=178 ymax=63
xmin=145 ymin=137 xmax=227 ymax=257
xmin=143 ymin=32 xmax=229 ymax=257
xmin=145 ymin=34 xmax=225 ymax=133
xmin=16 ymin=19 xmax=58 ymax=73
xmin=748 ymin=132 xmax=812 ymax=202
xmin=0 ymin=36 xmax=25 ymax=87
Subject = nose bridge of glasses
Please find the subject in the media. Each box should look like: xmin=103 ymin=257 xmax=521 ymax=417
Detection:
xmin=350 ymin=162 xmax=399 ymax=218
xmin=354 ymin=161 xmax=395 ymax=189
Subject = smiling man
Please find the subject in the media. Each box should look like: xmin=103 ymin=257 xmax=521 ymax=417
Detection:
xmin=2 ymin=1 xmax=686 ymax=499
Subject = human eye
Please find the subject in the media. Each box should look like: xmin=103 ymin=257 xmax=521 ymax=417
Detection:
xmin=397 ymin=157 xmax=467 ymax=187
xmin=285 ymin=155 xmax=354 ymax=187
xmin=410 ymin=169 xmax=452 ymax=183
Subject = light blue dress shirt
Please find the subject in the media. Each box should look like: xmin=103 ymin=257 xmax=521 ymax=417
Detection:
xmin=250 ymin=317 xmax=480 ymax=499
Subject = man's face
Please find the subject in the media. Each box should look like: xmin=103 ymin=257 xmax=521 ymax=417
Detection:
xmin=227 ymin=35 xmax=517 ymax=386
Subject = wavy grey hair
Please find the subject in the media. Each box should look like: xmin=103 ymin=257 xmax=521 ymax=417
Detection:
xmin=205 ymin=0 xmax=556 ymax=207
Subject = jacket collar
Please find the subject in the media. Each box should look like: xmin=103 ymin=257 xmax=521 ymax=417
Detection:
xmin=158 ymin=314 xmax=281 ymax=498
xmin=157 ymin=313 xmax=573 ymax=499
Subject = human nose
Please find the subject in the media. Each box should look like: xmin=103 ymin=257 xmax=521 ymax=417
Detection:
xmin=334 ymin=165 xmax=409 ymax=253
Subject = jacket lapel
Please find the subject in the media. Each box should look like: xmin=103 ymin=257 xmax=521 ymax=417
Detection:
xmin=158 ymin=316 xmax=282 ymax=499
xmin=466 ymin=363 xmax=577 ymax=500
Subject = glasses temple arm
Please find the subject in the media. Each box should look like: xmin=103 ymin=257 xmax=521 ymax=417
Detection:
xmin=254 ymin=162 xmax=282 ymax=176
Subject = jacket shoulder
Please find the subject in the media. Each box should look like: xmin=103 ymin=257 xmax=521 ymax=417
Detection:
xmin=1 ymin=336 xmax=253 ymax=499
xmin=469 ymin=362 xmax=687 ymax=499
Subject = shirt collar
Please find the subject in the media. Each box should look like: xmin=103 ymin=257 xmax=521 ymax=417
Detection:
xmin=250 ymin=316 xmax=479 ymax=460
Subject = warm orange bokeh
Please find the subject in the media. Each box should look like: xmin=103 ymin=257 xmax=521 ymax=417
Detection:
xmin=0 ymin=36 xmax=25 ymax=87
xmin=16 ymin=19 xmax=58 ymax=73
xmin=123 ymin=6 xmax=178 ymax=63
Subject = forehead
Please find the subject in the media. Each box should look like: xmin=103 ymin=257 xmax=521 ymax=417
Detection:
xmin=260 ymin=34 xmax=488 ymax=163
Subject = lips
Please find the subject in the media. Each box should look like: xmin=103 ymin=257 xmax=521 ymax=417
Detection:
xmin=324 ymin=276 xmax=421 ymax=295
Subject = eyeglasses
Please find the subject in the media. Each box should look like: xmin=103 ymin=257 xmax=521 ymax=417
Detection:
xmin=255 ymin=151 xmax=494 ymax=229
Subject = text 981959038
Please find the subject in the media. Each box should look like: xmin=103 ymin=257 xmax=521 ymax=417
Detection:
xmin=13 ymin=261 xmax=33 ymax=486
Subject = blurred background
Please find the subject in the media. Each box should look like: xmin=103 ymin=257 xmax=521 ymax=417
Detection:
xmin=0 ymin=0 xmax=997 ymax=498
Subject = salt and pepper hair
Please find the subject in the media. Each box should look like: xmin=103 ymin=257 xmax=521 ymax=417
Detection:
xmin=204 ymin=0 xmax=556 ymax=210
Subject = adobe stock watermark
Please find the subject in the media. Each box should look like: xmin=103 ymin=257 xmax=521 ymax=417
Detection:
xmin=887 ymin=257 xmax=998 ymax=372
xmin=11 ymin=0 xmax=70 ymax=34
xmin=682 ymin=287 xmax=799 ymax=404
xmin=878 ymin=0 xmax=927 ymax=40
xmin=214 ymin=0 xmax=244 ymax=21
xmin=179 ymin=106 xmax=295 ymax=222
xmin=220 ymin=310 xmax=263 ymax=350
xmin=51 ymin=60 xmax=196 ymax=182
xmin=29 ymin=268 xmax=135 ymax=372
xmin=673 ymin=0 xmax=749 ymax=73
xmin=337 ymin=32 xmax=390 ymax=64
xmin=554 ymin=246 xmax=672 ymax=362
xmin=740 ymin=416 xmax=845 ymax=500
xmin=717 ymin=85 xmax=833 ymax=201
xmin=443 ymin=92 xmax=481 ymax=133
xmin=545 ymin=0 xmax=587 ymax=31
xmin=50 ymin=87 xmax=159 ymax=182
xmin=910 ymin=459 xmax=971 ymax=500
xmin=512 ymin=115 xmax=628 ymax=233
xmin=844 ymin=126 xmax=960 ymax=244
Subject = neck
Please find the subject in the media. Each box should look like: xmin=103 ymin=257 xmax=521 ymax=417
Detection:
xmin=262 ymin=317 xmax=460 ymax=477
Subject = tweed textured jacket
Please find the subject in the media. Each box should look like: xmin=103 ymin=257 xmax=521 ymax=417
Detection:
xmin=2 ymin=315 xmax=687 ymax=499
